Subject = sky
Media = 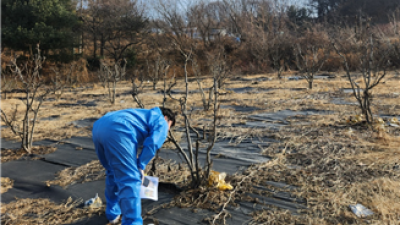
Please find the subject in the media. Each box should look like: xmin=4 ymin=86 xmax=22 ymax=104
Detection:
xmin=77 ymin=0 xmax=311 ymax=19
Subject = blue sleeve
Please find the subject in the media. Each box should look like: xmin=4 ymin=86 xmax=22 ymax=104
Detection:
xmin=137 ymin=116 xmax=168 ymax=170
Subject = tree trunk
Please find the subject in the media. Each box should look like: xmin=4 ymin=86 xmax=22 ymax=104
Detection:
xmin=100 ymin=34 xmax=105 ymax=57
xmin=112 ymin=78 xmax=116 ymax=104
xmin=93 ymin=34 xmax=97 ymax=59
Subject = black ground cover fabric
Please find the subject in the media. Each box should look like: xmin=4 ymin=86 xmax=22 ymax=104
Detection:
xmin=56 ymin=100 xmax=97 ymax=107
xmin=41 ymin=115 xmax=61 ymax=121
xmin=226 ymin=87 xmax=273 ymax=94
xmin=330 ymin=98 xmax=357 ymax=105
xmin=220 ymin=105 xmax=262 ymax=112
xmin=1 ymin=133 xmax=307 ymax=225
xmin=159 ymin=136 xmax=275 ymax=174
xmin=1 ymin=160 xmax=69 ymax=203
xmin=68 ymin=118 xmax=98 ymax=129
xmin=248 ymin=109 xmax=334 ymax=123
xmin=1 ymin=139 xmax=21 ymax=149
xmin=62 ymin=136 xmax=96 ymax=149
xmin=42 ymin=142 xmax=98 ymax=167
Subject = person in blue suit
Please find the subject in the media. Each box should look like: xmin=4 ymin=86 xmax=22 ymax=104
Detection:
xmin=92 ymin=107 xmax=176 ymax=225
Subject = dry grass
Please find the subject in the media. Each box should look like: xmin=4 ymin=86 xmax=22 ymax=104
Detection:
xmin=1 ymin=146 xmax=57 ymax=163
xmin=144 ymin=164 xmax=270 ymax=224
xmin=46 ymin=157 xmax=192 ymax=189
xmin=146 ymin=157 xmax=192 ymax=187
xmin=2 ymin=72 xmax=398 ymax=141
xmin=46 ymin=160 xmax=105 ymax=187
xmin=0 ymin=198 xmax=104 ymax=225
xmin=249 ymin=121 xmax=400 ymax=224
xmin=1 ymin=177 xmax=14 ymax=194
xmin=2 ymin=71 xmax=400 ymax=224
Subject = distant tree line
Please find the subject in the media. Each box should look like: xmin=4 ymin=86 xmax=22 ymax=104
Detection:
xmin=1 ymin=0 xmax=81 ymax=62
xmin=309 ymin=0 xmax=400 ymax=24
xmin=1 ymin=0 xmax=400 ymax=74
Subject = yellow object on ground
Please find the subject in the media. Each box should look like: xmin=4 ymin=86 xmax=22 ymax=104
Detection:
xmin=389 ymin=117 xmax=399 ymax=125
xmin=375 ymin=117 xmax=384 ymax=124
xmin=354 ymin=114 xmax=363 ymax=123
xmin=208 ymin=171 xmax=233 ymax=191
xmin=84 ymin=193 xmax=103 ymax=209
xmin=373 ymin=117 xmax=386 ymax=131
xmin=346 ymin=114 xmax=364 ymax=124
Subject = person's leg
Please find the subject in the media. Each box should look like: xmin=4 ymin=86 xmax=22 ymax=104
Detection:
xmin=93 ymin=134 xmax=121 ymax=221
xmin=112 ymin=165 xmax=142 ymax=225
xmin=104 ymin=167 xmax=122 ymax=221
xmin=103 ymin=129 xmax=143 ymax=225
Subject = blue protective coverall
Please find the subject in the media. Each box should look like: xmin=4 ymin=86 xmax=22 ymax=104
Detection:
xmin=92 ymin=107 xmax=169 ymax=225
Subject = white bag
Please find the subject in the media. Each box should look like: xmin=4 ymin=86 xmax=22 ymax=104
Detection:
xmin=140 ymin=176 xmax=159 ymax=201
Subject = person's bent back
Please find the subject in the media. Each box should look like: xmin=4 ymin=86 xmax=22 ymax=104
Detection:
xmin=92 ymin=107 xmax=175 ymax=225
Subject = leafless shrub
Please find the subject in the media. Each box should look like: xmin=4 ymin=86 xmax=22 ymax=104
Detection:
xmin=83 ymin=0 xmax=147 ymax=61
xmin=269 ymin=31 xmax=292 ymax=79
xmin=191 ymin=57 xmax=213 ymax=111
xmin=0 ymin=46 xmax=54 ymax=153
xmin=98 ymin=59 xmax=127 ymax=104
xmin=333 ymin=23 xmax=394 ymax=124
xmin=160 ymin=60 xmax=171 ymax=107
xmin=245 ymin=0 xmax=275 ymax=73
xmin=1 ymin=70 xmax=17 ymax=99
xmin=146 ymin=57 xmax=162 ymax=90
xmin=294 ymin=27 xmax=330 ymax=89
xmin=130 ymin=68 xmax=145 ymax=108
xmin=165 ymin=44 xmax=227 ymax=188
xmin=50 ymin=62 xmax=81 ymax=99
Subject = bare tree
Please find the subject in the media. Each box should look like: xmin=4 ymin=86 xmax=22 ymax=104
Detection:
xmin=221 ymin=0 xmax=249 ymax=42
xmin=165 ymin=46 xmax=229 ymax=188
xmin=130 ymin=68 xmax=145 ymax=108
xmin=98 ymin=59 xmax=127 ymax=104
xmin=294 ymin=27 xmax=329 ymax=89
xmin=245 ymin=0 xmax=275 ymax=73
xmin=50 ymin=62 xmax=82 ymax=99
xmin=160 ymin=60 xmax=171 ymax=107
xmin=333 ymin=23 xmax=394 ymax=124
xmin=294 ymin=44 xmax=328 ymax=89
xmin=187 ymin=0 xmax=227 ymax=50
xmin=208 ymin=50 xmax=231 ymax=89
xmin=1 ymin=71 xmax=17 ymax=100
xmin=83 ymin=0 xmax=148 ymax=61
xmin=388 ymin=8 xmax=400 ymax=68
xmin=103 ymin=0 xmax=148 ymax=62
xmin=220 ymin=0 xmax=293 ymax=75
xmin=146 ymin=57 xmax=162 ymax=90
xmin=269 ymin=26 xmax=292 ymax=79
xmin=152 ymin=0 xmax=234 ymax=187
xmin=191 ymin=56 xmax=213 ymax=111
xmin=82 ymin=0 xmax=107 ymax=59
xmin=388 ymin=8 xmax=400 ymax=35
xmin=0 ymin=46 xmax=53 ymax=153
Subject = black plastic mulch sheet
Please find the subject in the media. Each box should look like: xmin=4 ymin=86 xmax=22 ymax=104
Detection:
xmin=1 ymin=159 xmax=70 ymax=204
xmin=1 ymin=136 xmax=306 ymax=225
xmin=248 ymin=109 xmax=334 ymax=123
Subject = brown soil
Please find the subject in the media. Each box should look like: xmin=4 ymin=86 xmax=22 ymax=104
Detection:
xmin=1 ymin=146 xmax=57 ymax=163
